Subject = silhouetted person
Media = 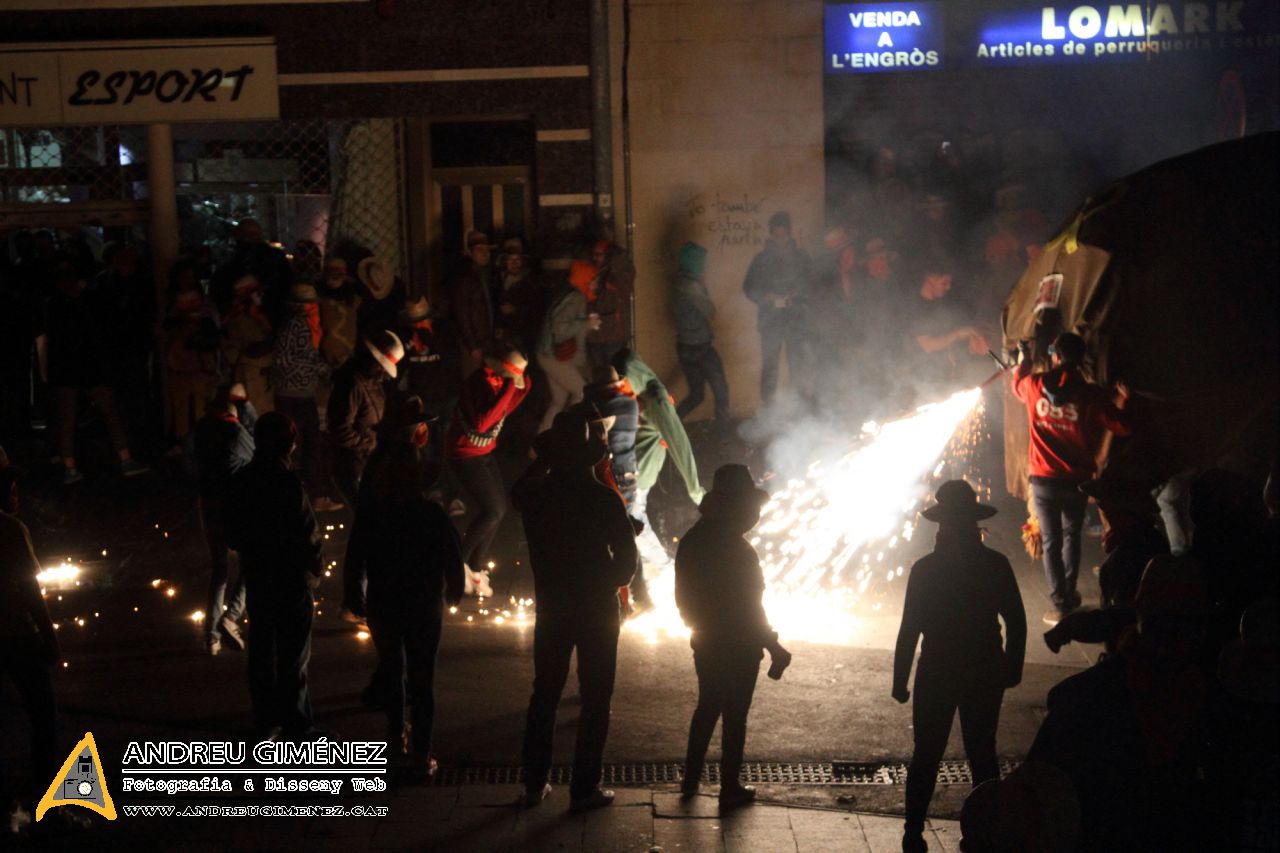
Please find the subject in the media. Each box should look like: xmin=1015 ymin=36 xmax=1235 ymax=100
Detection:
xmin=743 ymin=210 xmax=813 ymax=403
xmin=1189 ymin=469 xmax=1273 ymax=625
xmin=0 ymin=503 xmax=59 ymax=813
xmin=193 ymin=387 xmax=255 ymax=656
xmin=1012 ymin=331 xmax=1131 ymax=625
xmin=672 ymin=242 xmax=730 ymax=431
xmin=676 ymin=464 xmax=791 ymax=808
xmin=328 ymin=330 xmax=401 ymax=507
xmin=1029 ymin=555 xmax=1215 ymax=851
xmin=343 ymin=397 xmax=465 ymax=780
xmin=210 ymin=218 xmax=293 ymax=323
xmin=512 ymin=411 xmax=637 ymax=812
xmin=91 ymin=243 xmax=156 ymax=452
xmin=225 ymin=412 xmax=323 ymax=739
xmin=893 ymin=480 xmax=1026 ymax=853
xmin=587 ymin=239 xmax=633 ymax=369
xmin=36 ymin=258 xmax=146 ymax=483
xmin=448 ymin=230 xmax=496 ymax=375
xmin=1044 ymin=479 xmax=1167 ymax=655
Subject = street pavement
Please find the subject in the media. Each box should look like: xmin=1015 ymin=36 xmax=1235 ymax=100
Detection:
xmin=1 ymin=425 xmax=1101 ymax=850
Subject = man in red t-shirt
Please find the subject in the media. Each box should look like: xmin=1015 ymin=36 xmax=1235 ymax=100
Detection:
xmin=1013 ymin=332 xmax=1131 ymax=624
xmin=445 ymin=345 xmax=532 ymax=596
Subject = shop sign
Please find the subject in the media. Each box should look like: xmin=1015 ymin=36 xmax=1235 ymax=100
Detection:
xmin=0 ymin=38 xmax=278 ymax=126
xmin=824 ymin=2 xmax=944 ymax=73
xmin=972 ymin=2 xmax=1277 ymax=65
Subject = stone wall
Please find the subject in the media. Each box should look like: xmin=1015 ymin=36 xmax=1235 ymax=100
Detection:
xmin=611 ymin=0 xmax=825 ymax=417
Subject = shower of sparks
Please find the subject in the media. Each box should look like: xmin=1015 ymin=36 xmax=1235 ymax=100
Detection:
xmin=37 ymin=560 xmax=82 ymax=590
xmin=625 ymin=387 xmax=986 ymax=645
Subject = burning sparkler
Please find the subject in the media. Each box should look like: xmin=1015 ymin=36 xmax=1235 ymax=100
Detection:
xmin=625 ymin=387 xmax=986 ymax=645
xmin=37 ymin=560 xmax=82 ymax=591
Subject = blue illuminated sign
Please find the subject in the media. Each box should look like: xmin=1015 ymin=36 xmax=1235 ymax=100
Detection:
xmin=824 ymin=2 xmax=944 ymax=73
xmin=972 ymin=2 xmax=1268 ymax=66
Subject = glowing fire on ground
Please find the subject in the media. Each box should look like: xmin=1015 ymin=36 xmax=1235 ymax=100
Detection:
xmin=625 ymin=387 xmax=986 ymax=645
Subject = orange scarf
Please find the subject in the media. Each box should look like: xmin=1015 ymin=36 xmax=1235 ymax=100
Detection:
xmin=302 ymin=303 xmax=322 ymax=350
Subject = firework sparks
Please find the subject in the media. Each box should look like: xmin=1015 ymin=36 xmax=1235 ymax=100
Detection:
xmin=37 ymin=560 xmax=82 ymax=591
xmin=626 ymin=387 xmax=985 ymax=645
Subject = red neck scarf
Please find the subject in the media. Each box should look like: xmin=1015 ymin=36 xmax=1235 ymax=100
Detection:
xmin=301 ymin=303 xmax=322 ymax=350
xmin=226 ymin=301 xmax=270 ymax=329
xmin=410 ymin=319 xmax=434 ymax=353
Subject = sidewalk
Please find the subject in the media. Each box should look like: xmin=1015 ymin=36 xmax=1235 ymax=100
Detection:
xmin=67 ymin=785 xmax=959 ymax=852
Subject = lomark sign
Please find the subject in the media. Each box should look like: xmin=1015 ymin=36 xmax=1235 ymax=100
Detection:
xmin=0 ymin=38 xmax=279 ymax=126
xmin=974 ymin=2 xmax=1271 ymax=64
xmin=825 ymin=1 xmax=1278 ymax=73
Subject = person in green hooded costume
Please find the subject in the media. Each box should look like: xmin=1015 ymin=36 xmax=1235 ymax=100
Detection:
xmin=610 ymin=349 xmax=706 ymax=612
xmin=611 ymin=349 xmax=705 ymax=505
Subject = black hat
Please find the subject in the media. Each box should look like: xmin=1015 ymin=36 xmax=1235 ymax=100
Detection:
xmin=379 ymin=395 xmax=435 ymax=445
xmin=534 ymin=411 xmax=603 ymax=469
xmin=921 ymin=480 xmax=997 ymax=523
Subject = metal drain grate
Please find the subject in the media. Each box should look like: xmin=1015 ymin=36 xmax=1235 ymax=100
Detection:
xmin=431 ymin=760 xmax=1018 ymax=787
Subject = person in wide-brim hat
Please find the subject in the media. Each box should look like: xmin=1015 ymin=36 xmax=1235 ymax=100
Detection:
xmin=921 ymin=479 xmax=997 ymax=524
xmin=399 ymin=296 xmax=430 ymax=324
xmin=585 ymin=363 xmax=624 ymax=392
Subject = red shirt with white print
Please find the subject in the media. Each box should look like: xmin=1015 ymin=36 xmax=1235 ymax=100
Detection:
xmin=446 ymin=366 xmax=531 ymax=459
xmin=1013 ymin=365 xmax=1131 ymax=481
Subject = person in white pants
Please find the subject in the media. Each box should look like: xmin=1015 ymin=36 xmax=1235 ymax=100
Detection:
xmin=536 ymin=260 xmax=600 ymax=435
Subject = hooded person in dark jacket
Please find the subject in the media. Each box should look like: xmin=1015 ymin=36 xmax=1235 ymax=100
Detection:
xmin=343 ymin=396 xmax=465 ymax=779
xmin=672 ymin=242 xmax=729 ymax=431
xmin=225 ymin=412 xmax=324 ymax=739
xmin=676 ymin=464 xmax=791 ymax=808
xmin=893 ymin=480 xmax=1026 ymax=853
xmin=742 ymin=211 xmax=814 ymax=404
xmin=511 ymin=411 xmax=638 ymax=813
xmin=327 ymin=330 xmax=402 ymax=506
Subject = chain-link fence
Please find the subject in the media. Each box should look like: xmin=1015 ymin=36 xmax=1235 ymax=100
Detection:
xmin=0 ymin=125 xmax=146 ymax=204
xmin=0 ymin=118 xmax=407 ymax=275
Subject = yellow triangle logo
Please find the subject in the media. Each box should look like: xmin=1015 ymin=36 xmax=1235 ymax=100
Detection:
xmin=36 ymin=731 xmax=117 ymax=822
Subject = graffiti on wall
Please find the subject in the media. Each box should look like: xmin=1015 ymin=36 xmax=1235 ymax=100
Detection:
xmin=685 ymin=192 xmax=770 ymax=251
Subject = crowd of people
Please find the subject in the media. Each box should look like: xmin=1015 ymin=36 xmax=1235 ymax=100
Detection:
xmin=1 ymin=216 xmax=1276 ymax=850
xmin=666 ymin=201 xmax=1014 ymax=430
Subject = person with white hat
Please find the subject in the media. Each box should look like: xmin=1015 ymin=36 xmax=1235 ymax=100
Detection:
xmin=444 ymin=344 xmax=532 ymax=596
xmin=327 ymin=328 xmax=402 ymax=507
xmin=354 ymin=256 xmax=406 ymax=339
xmin=893 ymin=479 xmax=1026 ymax=853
